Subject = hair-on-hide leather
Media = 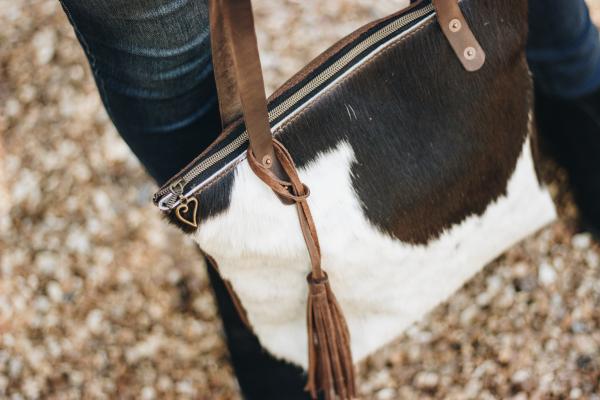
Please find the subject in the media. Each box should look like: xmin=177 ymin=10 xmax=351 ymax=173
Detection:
xmin=159 ymin=0 xmax=557 ymax=394
xmin=167 ymin=0 xmax=533 ymax=245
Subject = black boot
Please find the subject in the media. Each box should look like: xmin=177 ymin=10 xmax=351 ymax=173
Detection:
xmin=535 ymin=85 xmax=600 ymax=239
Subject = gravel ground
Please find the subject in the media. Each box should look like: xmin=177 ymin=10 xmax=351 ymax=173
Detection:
xmin=2 ymin=1 xmax=600 ymax=399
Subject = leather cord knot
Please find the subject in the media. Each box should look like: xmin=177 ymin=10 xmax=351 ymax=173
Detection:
xmin=248 ymin=139 xmax=311 ymax=201
xmin=248 ymin=139 xmax=356 ymax=400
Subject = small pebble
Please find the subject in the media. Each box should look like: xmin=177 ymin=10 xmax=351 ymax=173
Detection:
xmin=414 ymin=371 xmax=439 ymax=390
xmin=511 ymin=369 xmax=530 ymax=384
xmin=175 ymin=380 xmax=195 ymax=396
xmin=86 ymin=309 xmax=104 ymax=334
xmin=572 ymin=234 xmax=591 ymax=250
xmin=141 ymin=386 xmax=156 ymax=400
xmin=32 ymin=28 xmax=56 ymax=65
xmin=9 ymin=358 xmax=23 ymax=379
xmin=46 ymin=281 xmax=63 ymax=302
xmin=570 ymin=387 xmax=583 ymax=399
xmin=539 ymin=262 xmax=557 ymax=285
xmin=376 ymin=387 xmax=396 ymax=400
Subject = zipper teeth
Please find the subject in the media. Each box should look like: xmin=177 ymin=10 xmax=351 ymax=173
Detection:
xmin=182 ymin=132 xmax=249 ymax=183
xmin=268 ymin=4 xmax=434 ymax=121
xmin=155 ymin=4 xmax=435 ymax=204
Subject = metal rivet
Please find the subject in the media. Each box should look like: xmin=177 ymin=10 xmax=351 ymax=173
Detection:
xmin=262 ymin=155 xmax=272 ymax=167
xmin=464 ymin=47 xmax=476 ymax=60
xmin=449 ymin=19 xmax=462 ymax=33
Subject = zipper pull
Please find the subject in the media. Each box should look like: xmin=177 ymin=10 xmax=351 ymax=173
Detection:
xmin=170 ymin=180 xmax=185 ymax=199
xmin=170 ymin=180 xmax=199 ymax=228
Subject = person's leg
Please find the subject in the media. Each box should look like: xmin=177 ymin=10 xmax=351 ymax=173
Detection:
xmin=528 ymin=0 xmax=600 ymax=99
xmin=58 ymin=0 xmax=221 ymax=185
xmin=206 ymin=266 xmax=316 ymax=400
xmin=58 ymin=0 xmax=311 ymax=398
xmin=528 ymin=0 xmax=600 ymax=237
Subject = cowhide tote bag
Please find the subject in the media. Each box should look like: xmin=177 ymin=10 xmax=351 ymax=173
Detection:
xmin=153 ymin=0 xmax=556 ymax=398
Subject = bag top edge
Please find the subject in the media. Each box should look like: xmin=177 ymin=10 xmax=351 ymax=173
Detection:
xmin=153 ymin=0 xmax=435 ymax=208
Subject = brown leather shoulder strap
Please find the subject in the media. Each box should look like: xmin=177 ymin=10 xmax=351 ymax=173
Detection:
xmin=435 ymin=0 xmax=485 ymax=71
xmin=209 ymin=0 xmax=283 ymax=176
xmin=209 ymin=0 xmax=242 ymax=127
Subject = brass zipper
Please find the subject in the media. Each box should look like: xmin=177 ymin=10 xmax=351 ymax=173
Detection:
xmin=155 ymin=3 xmax=435 ymax=211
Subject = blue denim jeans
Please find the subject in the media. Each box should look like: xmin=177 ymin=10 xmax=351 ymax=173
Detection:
xmin=59 ymin=0 xmax=221 ymax=185
xmin=528 ymin=0 xmax=600 ymax=99
xmin=58 ymin=0 xmax=600 ymax=398
xmin=59 ymin=0 xmax=600 ymax=185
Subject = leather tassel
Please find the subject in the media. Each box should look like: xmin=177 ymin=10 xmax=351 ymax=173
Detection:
xmin=305 ymin=273 xmax=356 ymax=400
xmin=248 ymin=140 xmax=357 ymax=399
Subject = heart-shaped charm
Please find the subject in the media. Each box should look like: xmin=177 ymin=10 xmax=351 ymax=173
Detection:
xmin=175 ymin=197 xmax=199 ymax=228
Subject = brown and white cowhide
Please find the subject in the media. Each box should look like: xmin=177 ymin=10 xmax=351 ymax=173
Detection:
xmin=170 ymin=0 xmax=557 ymax=370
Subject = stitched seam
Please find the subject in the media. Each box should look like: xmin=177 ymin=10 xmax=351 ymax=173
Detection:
xmin=192 ymin=157 xmax=245 ymax=196
xmin=184 ymin=16 xmax=435 ymax=200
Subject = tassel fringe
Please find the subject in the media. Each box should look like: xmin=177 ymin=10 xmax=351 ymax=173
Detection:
xmin=305 ymin=273 xmax=356 ymax=400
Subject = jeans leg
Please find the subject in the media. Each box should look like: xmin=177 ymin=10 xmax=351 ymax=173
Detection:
xmin=58 ymin=1 xmax=311 ymax=398
xmin=206 ymin=266 xmax=314 ymax=400
xmin=58 ymin=0 xmax=221 ymax=185
xmin=528 ymin=0 xmax=600 ymax=99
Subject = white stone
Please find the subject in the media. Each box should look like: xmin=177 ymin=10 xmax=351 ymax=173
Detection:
xmin=18 ymin=85 xmax=37 ymax=103
xmin=141 ymin=386 xmax=156 ymax=400
xmin=175 ymin=380 xmax=195 ymax=396
xmin=5 ymin=98 xmax=22 ymax=117
xmin=574 ymin=336 xmax=597 ymax=354
xmin=586 ymin=251 xmax=599 ymax=269
xmin=47 ymin=281 xmax=63 ymax=302
xmin=32 ymin=28 xmax=56 ymax=65
xmin=33 ymin=296 xmax=50 ymax=313
xmin=570 ymin=387 xmax=583 ymax=399
xmin=22 ymin=378 xmax=41 ymax=399
xmin=572 ymin=234 xmax=591 ymax=250
xmin=376 ymin=388 xmax=396 ymax=400
xmin=8 ymin=357 xmax=23 ymax=379
xmin=460 ymin=304 xmax=480 ymax=326
xmin=157 ymin=376 xmax=173 ymax=392
xmin=539 ymin=262 xmax=557 ymax=285
xmin=414 ymin=371 xmax=439 ymax=389
xmin=0 ymin=375 xmax=7 ymax=396
xmin=511 ymin=369 xmax=530 ymax=385
xmin=86 ymin=309 xmax=104 ymax=334
xmin=125 ymin=334 xmax=163 ymax=363
xmin=69 ymin=371 xmax=84 ymax=386
xmin=66 ymin=229 xmax=90 ymax=254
